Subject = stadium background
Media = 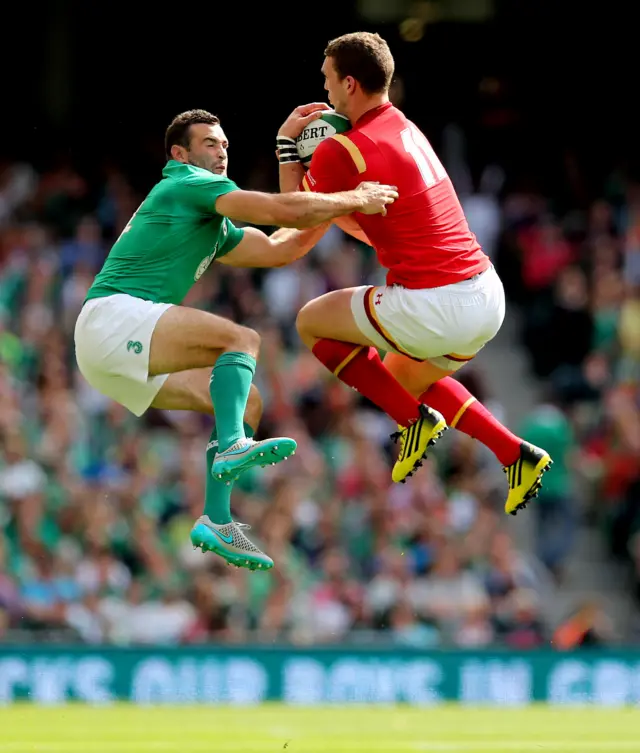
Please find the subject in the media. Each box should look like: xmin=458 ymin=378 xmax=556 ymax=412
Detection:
xmin=2 ymin=0 xmax=640 ymax=718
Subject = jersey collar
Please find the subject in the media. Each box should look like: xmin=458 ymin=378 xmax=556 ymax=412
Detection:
xmin=163 ymin=159 xmax=183 ymax=175
xmin=355 ymin=101 xmax=394 ymax=127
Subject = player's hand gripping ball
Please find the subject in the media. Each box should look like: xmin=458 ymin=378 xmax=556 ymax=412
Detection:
xmin=296 ymin=111 xmax=351 ymax=168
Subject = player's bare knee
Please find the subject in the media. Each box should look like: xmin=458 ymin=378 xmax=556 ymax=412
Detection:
xmin=295 ymin=305 xmax=308 ymax=335
xmin=297 ymin=303 xmax=319 ymax=335
xmin=295 ymin=306 xmax=317 ymax=348
xmin=230 ymin=325 xmax=260 ymax=357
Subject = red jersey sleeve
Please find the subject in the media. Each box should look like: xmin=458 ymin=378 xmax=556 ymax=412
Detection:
xmin=300 ymin=137 xmax=358 ymax=193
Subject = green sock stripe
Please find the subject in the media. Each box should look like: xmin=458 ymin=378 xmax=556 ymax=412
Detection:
xmin=209 ymin=352 xmax=256 ymax=452
xmin=213 ymin=351 xmax=256 ymax=374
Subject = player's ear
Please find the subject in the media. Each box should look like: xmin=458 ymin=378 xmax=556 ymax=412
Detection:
xmin=345 ymin=76 xmax=356 ymax=94
xmin=170 ymin=144 xmax=188 ymax=163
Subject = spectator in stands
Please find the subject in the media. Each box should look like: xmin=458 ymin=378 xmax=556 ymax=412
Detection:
xmin=552 ymin=600 xmax=615 ymax=649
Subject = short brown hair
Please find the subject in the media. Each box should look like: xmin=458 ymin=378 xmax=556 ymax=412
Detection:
xmin=164 ymin=109 xmax=220 ymax=159
xmin=324 ymin=32 xmax=394 ymax=95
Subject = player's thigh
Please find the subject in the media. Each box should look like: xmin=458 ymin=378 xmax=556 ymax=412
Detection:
xmin=150 ymin=368 xmax=263 ymax=428
xmin=148 ymin=305 xmax=260 ymax=376
xmin=296 ymin=288 xmax=382 ymax=348
xmin=383 ymin=352 xmax=455 ymax=398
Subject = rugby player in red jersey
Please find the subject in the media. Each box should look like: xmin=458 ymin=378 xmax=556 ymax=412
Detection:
xmin=276 ymin=32 xmax=552 ymax=515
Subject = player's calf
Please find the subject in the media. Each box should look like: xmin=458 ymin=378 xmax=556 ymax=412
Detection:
xmin=296 ymin=289 xmax=448 ymax=480
xmin=207 ymin=336 xmax=296 ymax=482
xmin=383 ymin=364 xmax=554 ymax=513
xmin=151 ymin=369 xmax=263 ymax=428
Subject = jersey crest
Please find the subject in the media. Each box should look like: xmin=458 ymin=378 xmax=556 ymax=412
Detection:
xmin=195 ymin=244 xmax=217 ymax=281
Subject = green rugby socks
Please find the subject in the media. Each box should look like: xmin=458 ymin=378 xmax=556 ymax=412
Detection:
xmin=204 ymin=422 xmax=255 ymax=524
xmin=209 ymin=352 xmax=256 ymax=451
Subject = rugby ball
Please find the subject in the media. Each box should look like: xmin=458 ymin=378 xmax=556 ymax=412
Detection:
xmin=296 ymin=111 xmax=351 ymax=167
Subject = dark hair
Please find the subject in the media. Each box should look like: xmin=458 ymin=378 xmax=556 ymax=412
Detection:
xmin=164 ymin=109 xmax=220 ymax=159
xmin=324 ymin=32 xmax=394 ymax=95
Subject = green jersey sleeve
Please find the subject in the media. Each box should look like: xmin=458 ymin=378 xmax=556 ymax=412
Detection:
xmin=216 ymin=219 xmax=245 ymax=259
xmin=175 ymin=172 xmax=240 ymax=215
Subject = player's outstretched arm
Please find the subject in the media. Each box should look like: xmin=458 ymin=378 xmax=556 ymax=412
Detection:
xmin=217 ymin=225 xmax=329 ymax=269
xmin=279 ymin=162 xmax=305 ymax=193
xmin=215 ymin=183 xmax=397 ymax=229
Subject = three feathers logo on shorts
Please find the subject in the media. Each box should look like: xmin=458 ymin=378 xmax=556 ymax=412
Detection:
xmin=127 ymin=341 xmax=143 ymax=354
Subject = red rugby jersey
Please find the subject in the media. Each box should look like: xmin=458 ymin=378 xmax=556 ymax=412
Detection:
xmin=301 ymin=102 xmax=489 ymax=289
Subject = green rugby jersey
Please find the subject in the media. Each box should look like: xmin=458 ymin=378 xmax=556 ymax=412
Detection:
xmin=86 ymin=161 xmax=245 ymax=305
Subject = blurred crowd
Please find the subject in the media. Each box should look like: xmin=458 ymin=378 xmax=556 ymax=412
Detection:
xmin=0 ymin=143 xmax=633 ymax=648
xmin=493 ymin=170 xmax=640 ymax=614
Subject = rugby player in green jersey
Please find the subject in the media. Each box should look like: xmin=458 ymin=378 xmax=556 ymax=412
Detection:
xmin=74 ymin=108 xmax=397 ymax=571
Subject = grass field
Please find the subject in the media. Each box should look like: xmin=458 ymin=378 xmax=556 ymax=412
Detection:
xmin=0 ymin=704 xmax=638 ymax=752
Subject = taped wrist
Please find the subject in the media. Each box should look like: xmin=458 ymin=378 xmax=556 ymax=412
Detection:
xmin=276 ymin=136 xmax=300 ymax=164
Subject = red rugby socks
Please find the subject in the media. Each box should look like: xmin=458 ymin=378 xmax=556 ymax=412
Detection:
xmin=311 ymin=340 xmax=522 ymax=467
xmin=312 ymin=339 xmax=422 ymax=427
xmin=420 ymin=377 xmax=521 ymax=466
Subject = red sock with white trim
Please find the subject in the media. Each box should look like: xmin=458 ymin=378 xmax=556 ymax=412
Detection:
xmin=312 ymin=339 xmax=422 ymax=427
xmin=420 ymin=377 xmax=521 ymax=466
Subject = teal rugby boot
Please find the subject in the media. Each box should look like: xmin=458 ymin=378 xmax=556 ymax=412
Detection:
xmin=190 ymin=516 xmax=274 ymax=571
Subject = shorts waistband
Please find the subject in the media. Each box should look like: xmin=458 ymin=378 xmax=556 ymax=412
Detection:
xmin=389 ymin=264 xmax=492 ymax=290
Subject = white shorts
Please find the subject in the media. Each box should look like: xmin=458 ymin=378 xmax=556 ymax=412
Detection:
xmin=351 ymin=265 xmax=505 ymax=370
xmin=74 ymin=294 xmax=172 ymax=416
